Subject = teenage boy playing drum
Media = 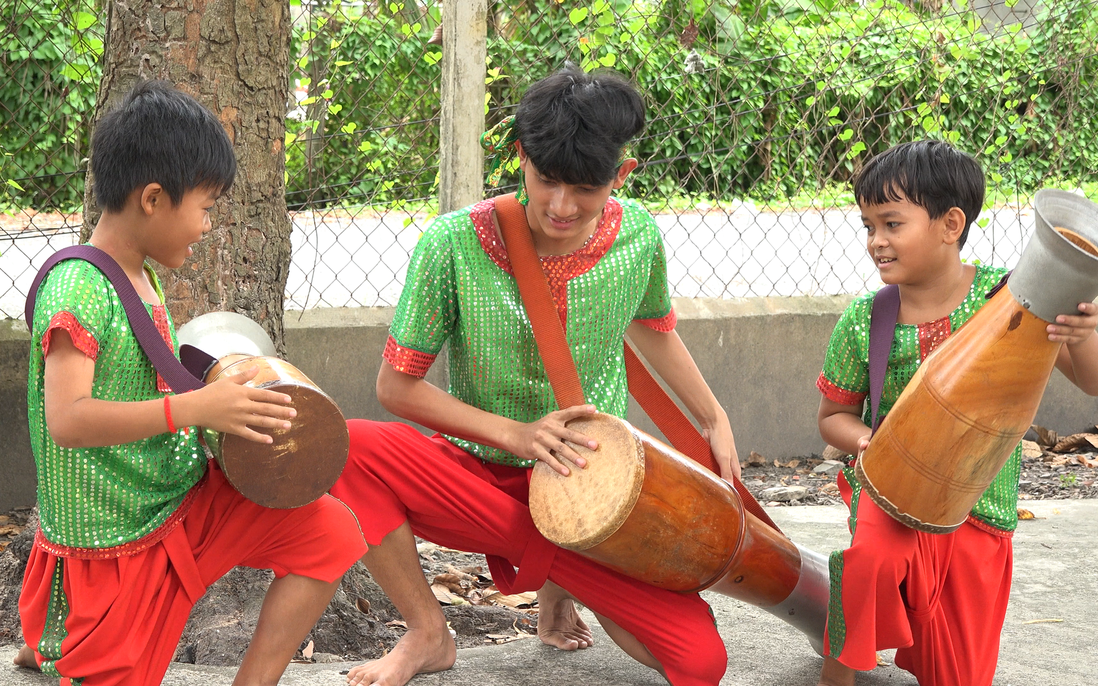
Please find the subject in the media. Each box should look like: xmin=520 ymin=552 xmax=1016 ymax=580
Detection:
xmin=815 ymin=140 xmax=1098 ymax=686
xmin=17 ymin=80 xmax=366 ymax=685
xmin=331 ymin=66 xmax=740 ymax=686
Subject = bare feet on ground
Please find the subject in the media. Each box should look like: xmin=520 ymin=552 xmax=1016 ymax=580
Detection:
xmin=817 ymin=656 xmax=855 ymax=686
xmin=345 ymin=627 xmax=455 ymax=686
xmin=14 ymin=644 xmax=39 ymax=670
xmin=536 ymin=580 xmax=595 ymax=651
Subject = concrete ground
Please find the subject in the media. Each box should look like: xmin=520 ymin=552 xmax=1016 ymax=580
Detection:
xmin=2 ymin=499 xmax=1094 ymax=686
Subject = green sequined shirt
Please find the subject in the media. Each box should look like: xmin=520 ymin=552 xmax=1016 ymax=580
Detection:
xmin=816 ymin=264 xmax=1021 ymax=533
xmin=384 ymin=195 xmax=676 ymax=467
xmin=27 ymin=257 xmax=206 ymax=556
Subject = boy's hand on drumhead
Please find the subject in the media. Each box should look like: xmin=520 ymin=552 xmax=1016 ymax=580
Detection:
xmin=189 ymin=365 xmax=296 ymax=444
xmin=512 ymin=405 xmax=598 ymax=476
xmin=1048 ymin=301 xmax=1098 ymax=345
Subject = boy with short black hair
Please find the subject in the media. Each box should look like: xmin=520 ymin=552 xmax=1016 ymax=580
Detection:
xmin=815 ymin=140 xmax=1098 ymax=685
xmin=331 ymin=66 xmax=739 ymax=686
xmin=17 ymin=79 xmax=366 ymax=686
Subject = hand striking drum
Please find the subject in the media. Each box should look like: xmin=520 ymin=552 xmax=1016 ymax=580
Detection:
xmin=178 ymin=312 xmax=350 ymax=509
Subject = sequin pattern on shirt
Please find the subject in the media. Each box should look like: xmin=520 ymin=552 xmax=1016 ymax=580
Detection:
xmin=27 ymin=257 xmax=206 ymax=554
xmin=816 ymin=264 xmax=1022 ymax=532
xmin=385 ymin=195 xmax=674 ymax=467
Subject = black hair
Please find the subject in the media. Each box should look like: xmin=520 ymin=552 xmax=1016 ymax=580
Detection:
xmin=853 ymin=140 xmax=985 ymax=249
xmin=90 ymin=80 xmax=237 ymax=212
xmin=513 ymin=65 xmax=645 ymax=187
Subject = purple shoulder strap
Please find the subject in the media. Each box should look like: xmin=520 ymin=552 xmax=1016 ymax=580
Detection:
xmin=868 ymin=284 xmax=900 ymax=433
xmin=25 ymin=245 xmax=207 ymax=393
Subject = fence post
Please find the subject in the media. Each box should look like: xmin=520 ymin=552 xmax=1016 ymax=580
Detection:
xmin=438 ymin=0 xmax=487 ymax=214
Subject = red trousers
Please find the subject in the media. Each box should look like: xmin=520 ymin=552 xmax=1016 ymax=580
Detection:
xmin=329 ymin=419 xmax=728 ymax=686
xmin=824 ymin=472 xmax=1013 ymax=685
xmin=19 ymin=461 xmax=367 ymax=686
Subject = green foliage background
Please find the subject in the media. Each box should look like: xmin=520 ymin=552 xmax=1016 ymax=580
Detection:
xmin=5 ymin=0 xmax=1096 ymax=212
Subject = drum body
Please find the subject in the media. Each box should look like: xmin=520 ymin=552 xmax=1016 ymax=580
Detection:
xmin=529 ymin=414 xmax=828 ymax=653
xmin=203 ymin=354 xmax=350 ymax=509
xmin=858 ymin=190 xmax=1098 ymax=533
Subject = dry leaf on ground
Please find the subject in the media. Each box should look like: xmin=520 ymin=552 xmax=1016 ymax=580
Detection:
xmin=1017 ymin=508 xmax=1035 ymax=520
xmin=1021 ymin=440 xmax=1043 ymax=460
xmin=481 ymin=590 xmax=537 ymax=609
xmin=748 ymin=451 xmax=767 ymax=466
xmin=432 ymin=573 xmax=467 ymax=594
xmin=822 ymin=445 xmax=850 ymax=462
xmin=1031 ymin=425 xmax=1059 ymax=448
xmin=355 ymin=597 xmax=371 ymax=614
xmin=431 ymin=583 xmax=464 ymax=605
xmin=1051 ymin=433 xmax=1098 ymax=453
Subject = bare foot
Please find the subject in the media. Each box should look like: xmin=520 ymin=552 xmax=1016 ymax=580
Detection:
xmin=818 ymin=656 xmax=855 ymax=686
xmin=536 ymin=580 xmax=594 ymax=651
xmin=13 ymin=644 xmax=39 ymax=670
xmin=346 ymin=627 xmax=455 ymax=686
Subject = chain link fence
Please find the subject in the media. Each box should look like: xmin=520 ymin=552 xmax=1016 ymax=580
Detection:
xmin=3 ymin=0 xmax=1096 ymax=319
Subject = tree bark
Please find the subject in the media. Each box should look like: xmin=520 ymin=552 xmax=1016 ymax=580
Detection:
xmin=81 ymin=0 xmax=291 ymax=351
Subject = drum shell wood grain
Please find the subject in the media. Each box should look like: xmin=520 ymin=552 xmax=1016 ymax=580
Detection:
xmin=205 ymin=355 xmax=350 ymax=509
xmin=529 ymin=414 xmax=802 ymax=606
xmin=857 ymin=286 xmax=1061 ymax=533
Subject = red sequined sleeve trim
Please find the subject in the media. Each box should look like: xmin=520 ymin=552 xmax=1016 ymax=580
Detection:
xmin=635 ymin=308 xmax=677 ymax=332
xmin=42 ymin=311 xmax=99 ymax=360
xmin=817 ymin=374 xmax=866 ymax=406
xmin=383 ymin=336 xmax=436 ymax=378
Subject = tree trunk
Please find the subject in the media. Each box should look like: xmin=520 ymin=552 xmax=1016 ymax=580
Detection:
xmin=81 ymin=0 xmax=292 ymax=352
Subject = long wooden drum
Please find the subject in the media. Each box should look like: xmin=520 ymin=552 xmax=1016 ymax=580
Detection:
xmin=202 ymin=354 xmax=350 ymax=509
xmin=529 ymin=413 xmax=829 ymax=652
xmin=858 ymin=189 xmax=1098 ymax=533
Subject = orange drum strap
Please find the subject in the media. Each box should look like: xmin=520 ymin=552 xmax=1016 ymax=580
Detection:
xmin=495 ymin=195 xmax=587 ymax=410
xmin=623 ymin=343 xmax=782 ymax=533
xmin=496 ymin=194 xmax=783 ymax=535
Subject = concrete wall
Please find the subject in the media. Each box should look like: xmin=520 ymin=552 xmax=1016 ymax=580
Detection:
xmin=2 ymin=297 xmax=1096 ymax=512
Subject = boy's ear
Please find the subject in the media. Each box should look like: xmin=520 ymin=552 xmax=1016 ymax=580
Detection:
xmin=941 ymin=206 xmax=968 ymax=246
xmin=612 ymin=158 xmax=639 ymax=189
xmin=138 ymin=183 xmax=165 ymax=216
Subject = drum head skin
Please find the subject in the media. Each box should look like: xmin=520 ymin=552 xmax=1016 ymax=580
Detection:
xmin=209 ymin=356 xmax=349 ymax=509
xmin=529 ymin=413 xmax=645 ymax=550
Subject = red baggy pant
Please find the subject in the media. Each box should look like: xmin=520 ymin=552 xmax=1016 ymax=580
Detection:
xmin=329 ymin=419 xmax=728 ymax=686
xmin=19 ymin=461 xmax=367 ymax=686
xmin=824 ymin=472 xmax=1013 ymax=686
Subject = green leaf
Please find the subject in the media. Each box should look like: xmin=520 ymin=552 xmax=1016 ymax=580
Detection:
xmin=569 ymin=8 xmax=589 ymax=24
xmin=73 ymin=11 xmax=96 ymax=30
xmin=423 ymin=52 xmax=441 ymax=65
xmin=599 ymin=53 xmax=617 ymax=67
xmin=341 ymin=122 xmax=357 ymax=134
xmin=6 ymin=179 xmax=25 ymax=192
xmin=328 ymin=103 xmax=344 ymax=116
xmin=321 ymin=89 xmax=334 ymax=99
xmin=837 ymin=128 xmax=853 ymax=141
xmin=977 ymin=217 xmax=990 ymax=228
xmin=300 ymin=96 xmax=318 ymax=106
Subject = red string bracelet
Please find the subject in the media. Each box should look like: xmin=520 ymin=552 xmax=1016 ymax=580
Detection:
xmin=164 ymin=394 xmax=177 ymax=434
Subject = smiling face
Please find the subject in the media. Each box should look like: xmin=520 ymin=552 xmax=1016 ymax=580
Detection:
xmin=860 ymin=190 xmax=965 ymax=287
xmin=140 ymin=184 xmax=220 ymax=269
xmin=517 ymin=144 xmax=636 ymax=255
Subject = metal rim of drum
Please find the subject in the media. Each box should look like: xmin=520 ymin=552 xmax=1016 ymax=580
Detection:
xmin=529 ymin=414 xmax=646 ymax=551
